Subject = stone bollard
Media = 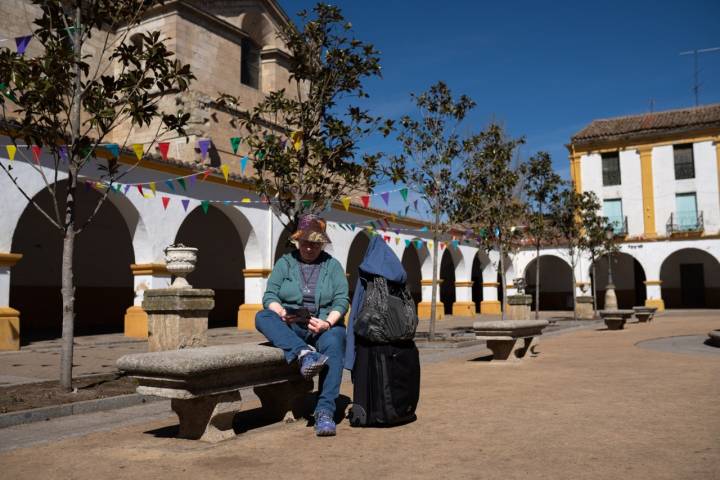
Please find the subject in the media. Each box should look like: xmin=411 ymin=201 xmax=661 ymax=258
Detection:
xmin=506 ymin=294 xmax=532 ymax=321
xmin=143 ymin=288 xmax=215 ymax=352
xmin=575 ymin=296 xmax=595 ymax=320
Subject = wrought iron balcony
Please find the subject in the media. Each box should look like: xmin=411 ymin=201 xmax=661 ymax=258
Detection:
xmin=666 ymin=211 xmax=704 ymax=234
xmin=608 ymin=216 xmax=628 ymax=236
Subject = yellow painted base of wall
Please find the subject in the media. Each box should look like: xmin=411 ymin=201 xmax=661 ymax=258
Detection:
xmin=480 ymin=300 xmax=501 ymax=315
xmin=124 ymin=306 xmax=148 ymax=338
xmin=417 ymin=302 xmax=444 ymax=321
xmin=0 ymin=307 xmax=20 ymax=351
xmin=452 ymin=302 xmax=476 ymax=317
xmin=238 ymin=304 xmax=263 ymax=331
xmin=645 ymin=298 xmax=665 ymax=312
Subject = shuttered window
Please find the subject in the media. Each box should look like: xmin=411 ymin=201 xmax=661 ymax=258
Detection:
xmin=601 ymin=152 xmax=621 ymax=186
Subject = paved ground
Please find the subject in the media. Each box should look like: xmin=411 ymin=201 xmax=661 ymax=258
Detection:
xmin=0 ymin=310 xmax=718 ymax=479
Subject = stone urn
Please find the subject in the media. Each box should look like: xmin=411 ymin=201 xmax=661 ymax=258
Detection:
xmin=164 ymin=244 xmax=198 ymax=289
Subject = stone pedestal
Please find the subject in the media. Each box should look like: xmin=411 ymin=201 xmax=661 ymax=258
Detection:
xmin=506 ymin=295 xmax=531 ymax=321
xmin=575 ymin=296 xmax=595 ymax=320
xmin=143 ymin=288 xmax=215 ymax=352
xmin=417 ymin=302 xmax=444 ymax=320
xmin=0 ymin=307 xmax=20 ymax=351
xmin=452 ymin=301 xmax=476 ymax=317
xmin=480 ymin=300 xmax=501 ymax=315
xmin=604 ymin=284 xmax=618 ymax=310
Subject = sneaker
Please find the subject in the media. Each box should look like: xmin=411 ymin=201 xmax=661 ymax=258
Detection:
xmin=314 ymin=410 xmax=336 ymax=437
xmin=299 ymin=352 xmax=328 ymax=380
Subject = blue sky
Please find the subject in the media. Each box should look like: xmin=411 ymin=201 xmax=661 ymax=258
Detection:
xmin=287 ymin=0 xmax=720 ymax=213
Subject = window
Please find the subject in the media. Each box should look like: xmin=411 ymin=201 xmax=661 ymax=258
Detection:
xmin=675 ymin=193 xmax=698 ymax=231
xmin=603 ymin=198 xmax=624 ymax=234
xmin=601 ymin=152 xmax=621 ymax=186
xmin=241 ymin=37 xmax=260 ymax=89
xmin=673 ymin=144 xmax=695 ymax=179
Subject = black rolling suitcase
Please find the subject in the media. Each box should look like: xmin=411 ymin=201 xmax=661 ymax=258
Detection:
xmin=348 ymin=337 xmax=420 ymax=427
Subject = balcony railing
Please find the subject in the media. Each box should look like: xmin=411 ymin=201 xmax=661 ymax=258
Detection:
xmin=666 ymin=211 xmax=704 ymax=234
xmin=608 ymin=216 xmax=628 ymax=236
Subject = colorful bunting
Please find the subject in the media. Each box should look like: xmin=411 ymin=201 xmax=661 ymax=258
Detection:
xmin=230 ymin=137 xmax=241 ymax=154
xmin=165 ymin=179 xmax=175 ymax=192
xmin=188 ymin=174 xmax=196 ymax=189
xmin=198 ymin=139 xmax=210 ymax=160
xmin=31 ymin=145 xmax=41 ymax=164
xmin=405 ymin=239 xmax=411 ymax=248
xmin=131 ymin=143 xmax=143 ymax=160
xmin=240 ymin=156 xmax=248 ymax=174
xmin=181 ymin=199 xmax=190 ymax=211
xmin=6 ymin=145 xmax=16 ymax=161
xmin=161 ymin=196 xmax=170 ymax=209
xmin=136 ymin=185 xmax=144 ymax=196
xmin=241 ymin=198 xmax=251 ymax=203
xmin=202 ymin=170 xmax=211 ymax=181
xmin=360 ymin=195 xmax=370 ymax=208
xmin=399 ymin=188 xmax=408 ymax=201
xmin=149 ymin=182 xmax=156 ymax=196
xmin=381 ymin=192 xmax=390 ymax=206
xmin=105 ymin=143 xmax=119 ymax=159
xmin=290 ymin=131 xmax=302 ymax=151
xmin=201 ymin=200 xmax=209 ymax=214
xmin=220 ymin=164 xmax=229 ymax=182
xmin=341 ymin=197 xmax=351 ymax=211
xmin=59 ymin=145 xmax=68 ymax=163
xmin=123 ymin=184 xmax=131 ymax=194
xmin=15 ymin=35 xmax=31 ymax=55
xmin=158 ymin=142 xmax=170 ymax=161
xmin=177 ymin=178 xmax=186 ymax=190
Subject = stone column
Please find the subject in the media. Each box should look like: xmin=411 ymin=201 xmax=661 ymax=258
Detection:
xmin=124 ymin=263 xmax=172 ymax=338
xmin=480 ymin=282 xmax=501 ymax=315
xmin=452 ymin=280 xmax=475 ymax=316
xmin=506 ymin=294 xmax=532 ymax=320
xmin=644 ymin=280 xmax=665 ymax=311
xmin=417 ymin=279 xmax=444 ymax=320
xmin=143 ymin=288 xmax=215 ymax=352
xmin=238 ymin=268 xmax=272 ymax=331
xmin=0 ymin=253 xmax=22 ymax=351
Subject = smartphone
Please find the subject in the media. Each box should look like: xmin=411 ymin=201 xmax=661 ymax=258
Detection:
xmin=285 ymin=307 xmax=311 ymax=323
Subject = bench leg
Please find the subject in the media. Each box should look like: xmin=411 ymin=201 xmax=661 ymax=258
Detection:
xmin=486 ymin=339 xmax=517 ymax=361
xmin=171 ymin=391 xmax=242 ymax=443
xmin=253 ymin=379 xmax=314 ymax=423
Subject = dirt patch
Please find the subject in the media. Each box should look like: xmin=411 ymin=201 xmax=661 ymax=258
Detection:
xmin=0 ymin=374 xmax=137 ymax=414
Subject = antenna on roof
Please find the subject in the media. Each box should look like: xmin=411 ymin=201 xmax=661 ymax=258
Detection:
xmin=679 ymin=47 xmax=720 ymax=106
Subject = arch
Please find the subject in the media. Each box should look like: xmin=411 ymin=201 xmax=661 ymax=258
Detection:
xmin=659 ymin=248 xmax=720 ymax=308
xmin=175 ymin=205 xmax=246 ymax=328
xmin=523 ymin=255 xmax=574 ymax=311
xmin=471 ymin=255 xmax=484 ymax=312
xmin=9 ymin=181 xmax=135 ymax=341
xmin=346 ymin=231 xmax=370 ymax=298
xmin=591 ymin=252 xmax=647 ymax=309
xmin=401 ymin=245 xmax=422 ymax=306
xmin=439 ymin=249 xmax=456 ymax=314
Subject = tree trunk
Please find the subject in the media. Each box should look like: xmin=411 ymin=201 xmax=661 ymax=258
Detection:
xmin=591 ymin=262 xmax=598 ymax=317
xmin=535 ymin=243 xmax=540 ymax=320
xmin=571 ymin=252 xmax=578 ymax=321
xmin=428 ymin=204 xmax=440 ymax=341
xmin=499 ymin=241 xmax=506 ymax=321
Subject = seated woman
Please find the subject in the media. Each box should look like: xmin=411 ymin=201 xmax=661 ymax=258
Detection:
xmin=255 ymin=214 xmax=349 ymax=437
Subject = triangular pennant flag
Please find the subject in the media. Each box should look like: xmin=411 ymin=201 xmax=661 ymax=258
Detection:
xmin=136 ymin=185 xmax=144 ymax=196
xmin=59 ymin=145 xmax=68 ymax=163
xmin=6 ymin=145 xmax=16 ymax=161
xmin=395 ymin=237 xmax=401 ymax=245
xmin=123 ymin=184 xmax=131 ymax=194
xmin=428 ymin=241 xmax=433 ymax=250
xmin=220 ymin=164 xmax=229 ymax=182
xmin=414 ymin=240 xmax=423 ymax=249
xmin=181 ymin=199 xmax=190 ymax=212
xmin=452 ymin=240 xmax=459 ymax=248
xmin=241 ymin=198 xmax=251 ymax=203
xmin=230 ymin=137 xmax=241 ymax=154
xmin=31 ymin=145 xmax=41 ymax=164
xmin=149 ymin=182 xmax=157 ymax=196
xmin=165 ymin=179 xmax=175 ymax=192
xmin=132 ymin=143 xmax=144 ymax=160
xmin=341 ymin=197 xmax=351 ymax=211
xmin=240 ymin=156 xmax=248 ymax=174
xmin=105 ymin=144 xmax=119 ymax=158
xmin=188 ymin=174 xmax=196 ymax=189
xmin=301 ymin=199 xmax=312 ymax=209
xmin=161 ymin=196 xmax=170 ymax=209
xmin=420 ymin=226 xmax=429 ymax=232
xmin=260 ymin=194 xmax=269 ymax=204
xmin=360 ymin=195 xmax=370 ymax=208
xmin=383 ymin=235 xmax=390 ymax=243
xmin=404 ymin=239 xmax=411 ymax=248
xmin=350 ymin=224 xmax=356 ymax=230
xmin=290 ymin=131 xmax=303 ymax=151
xmin=201 ymin=200 xmax=210 ymax=214
xmin=15 ymin=35 xmax=32 ymax=55
xmin=256 ymin=150 xmax=265 ymax=160
xmin=158 ymin=142 xmax=170 ymax=161
xmin=201 ymin=170 xmax=211 ymax=181
xmin=114 ymin=184 xmax=122 ymax=193
xmin=177 ymin=178 xmax=187 ymax=191
xmin=381 ymin=192 xmax=390 ymax=206
xmin=198 ymin=139 xmax=211 ymax=160
xmin=439 ymin=242 xmax=445 ymax=250
xmin=399 ymin=188 xmax=408 ymax=201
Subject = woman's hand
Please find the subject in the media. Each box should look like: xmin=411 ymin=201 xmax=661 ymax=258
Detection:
xmin=268 ymin=302 xmax=287 ymax=320
xmin=308 ymin=317 xmax=331 ymax=334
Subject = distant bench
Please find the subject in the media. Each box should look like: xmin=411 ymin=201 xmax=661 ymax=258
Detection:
xmin=473 ymin=320 xmax=549 ymax=361
xmin=116 ymin=344 xmax=311 ymax=442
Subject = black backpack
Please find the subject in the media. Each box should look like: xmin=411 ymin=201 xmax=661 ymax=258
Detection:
xmin=354 ymin=273 xmax=418 ymax=343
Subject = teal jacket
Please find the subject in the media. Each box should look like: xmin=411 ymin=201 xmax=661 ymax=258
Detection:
xmin=262 ymin=251 xmax=349 ymax=322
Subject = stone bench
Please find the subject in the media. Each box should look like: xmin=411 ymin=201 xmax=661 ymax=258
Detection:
xmin=116 ymin=343 xmax=311 ymax=442
xmin=599 ymin=310 xmax=635 ymax=330
xmin=473 ymin=320 xmax=549 ymax=361
xmin=633 ymin=306 xmax=657 ymax=323
xmin=707 ymin=330 xmax=720 ymax=348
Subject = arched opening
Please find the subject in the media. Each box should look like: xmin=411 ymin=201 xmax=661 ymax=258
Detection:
xmin=471 ymin=255 xmax=484 ymax=312
xmin=591 ymin=253 xmax=646 ymax=309
xmin=175 ymin=205 xmax=245 ymax=328
xmin=346 ymin=232 xmax=370 ymax=299
xmin=439 ymin=249 xmax=455 ymax=315
xmin=660 ymin=248 xmax=720 ymax=308
xmin=524 ymin=255 xmax=574 ymax=311
xmin=401 ymin=246 xmax=422 ymax=306
xmin=10 ymin=182 xmax=134 ymax=341
xmin=274 ymin=223 xmax=294 ymax=264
